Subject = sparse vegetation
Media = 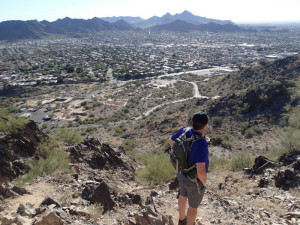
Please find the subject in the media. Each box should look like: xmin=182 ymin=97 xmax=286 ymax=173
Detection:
xmin=136 ymin=152 xmax=175 ymax=184
xmin=56 ymin=128 xmax=83 ymax=145
xmin=212 ymin=133 xmax=233 ymax=149
xmin=121 ymin=139 xmax=137 ymax=158
xmin=209 ymin=157 xmax=230 ymax=171
xmin=229 ymin=152 xmax=254 ymax=171
xmin=0 ymin=108 xmax=29 ymax=135
xmin=210 ymin=152 xmax=254 ymax=172
xmin=18 ymin=138 xmax=71 ymax=183
xmin=212 ymin=116 xmax=223 ymax=127
xmin=265 ymin=105 xmax=300 ymax=160
xmin=87 ymin=203 xmax=103 ymax=222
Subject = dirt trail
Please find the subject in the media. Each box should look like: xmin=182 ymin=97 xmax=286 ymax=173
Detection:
xmin=3 ymin=181 xmax=55 ymax=215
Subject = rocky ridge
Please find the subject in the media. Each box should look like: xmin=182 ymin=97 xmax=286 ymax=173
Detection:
xmin=0 ymin=122 xmax=299 ymax=224
xmin=0 ymin=120 xmax=47 ymax=183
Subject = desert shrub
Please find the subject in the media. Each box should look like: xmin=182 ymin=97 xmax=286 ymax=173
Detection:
xmin=121 ymin=139 xmax=137 ymax=158
xmin=240 ymin=121 xmax=250 ymax=132
xmin=120 ymin=132 xmax=130 ymax=138
xmin=221 ymin=139 xmax=233 ymax=149
xmin=137 ymin=152 xmax=174 ymax=184
xmin=212 ymin=116 xmax=223 ymax=127
xmin=167 ymin=109 xmax=174 ymax=115
xmin=244 ymin=128 xmax=254 ymax=138
xmin=80 ymin=101 xmax=87 ymax=106
xmin=241 ymin=103 xmax=250 ymax=114
xmin=0 ymin=108 xmax=29 ymax=135
xmin=252 ymin=125 xmax=263 ymax=134
xmin=209 ymin=157 xmax=230 ymax=171
xmin=86 ymin=127 xmax=97 ymax=133
xmin=87 ymin=203 xmax=103 ymax=222
xmin=265 ymin=90 xmax=300 ymax=159
xmin=56 ymin=128 xmax=83 ymax=145
xmin=18 ymin=138 xmax=71 ymax=183
xmin=264 ymin=146 xmax=286 ymax=161
xmin=229 ymin=152 xmax=254 ymax=171
xmin=158 ymin=138 xmax=170 ymax=149
xmin=213 ymin=133 xmax=233 ymax=149
xmin=258 ymin=93 xmax=268 ymax=102
xmin=280 ymin=127 xmax=300 ymax=154
xmin=114 ymin=124 xmax=127 ymax=136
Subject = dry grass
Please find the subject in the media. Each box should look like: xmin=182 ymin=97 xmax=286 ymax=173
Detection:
xmin=251 ymin=199 xmax=286 ymax=216
xmin=87 ymin=203 xmax=103 ymax=223
xmin=210 ymin=171 xmax=257 ymax=199
xmin=52 ymin=171 xmax=74 ymax=184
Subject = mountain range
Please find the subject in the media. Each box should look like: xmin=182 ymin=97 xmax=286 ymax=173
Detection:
xmin=101 ymin=10 xmax=234 ymax=28
xmin=0 ymin=11 xmax=246 ymax=42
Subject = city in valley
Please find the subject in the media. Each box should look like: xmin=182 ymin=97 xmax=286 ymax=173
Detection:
xmin=1 ymin=27 xmax=299 ymax=132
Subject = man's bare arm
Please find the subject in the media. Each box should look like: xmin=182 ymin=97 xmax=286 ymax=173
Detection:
xmin=169 ymin=138 xmax=174 ymax=148
xmin=196 ymin=163 xmax=206 ymax=186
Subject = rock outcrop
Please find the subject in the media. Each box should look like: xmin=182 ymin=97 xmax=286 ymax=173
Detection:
xmin=0 ymin=120 xmax=47 ymax=183
xmin=245 ymin=156 xmax=278 ymax=174
xmin=68 ymin=138 xmax=135 ymax=172
xmin=244 ymin=153 xmax=300 ymax=190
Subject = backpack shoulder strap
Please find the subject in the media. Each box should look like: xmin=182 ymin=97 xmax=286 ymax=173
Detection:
xmin=176 ymin=127 xmax=191 ymax=141
xmin=187 ymin=132 xmax=205 ymax=151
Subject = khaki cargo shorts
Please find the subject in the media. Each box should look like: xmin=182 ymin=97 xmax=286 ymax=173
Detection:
xmin=178 ymin=173 xmax=205 ymax=208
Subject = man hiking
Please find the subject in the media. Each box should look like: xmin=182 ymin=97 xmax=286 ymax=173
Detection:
xmin=169 ymin=111 xmax=209 ymax=225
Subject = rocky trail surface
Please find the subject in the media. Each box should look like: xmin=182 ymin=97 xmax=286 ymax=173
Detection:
xmin=0 ymin=122 xmax=299 ymax=225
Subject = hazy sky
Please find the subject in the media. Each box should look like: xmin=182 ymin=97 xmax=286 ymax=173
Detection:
xmin=1 ymin=0 xmax=300 ymax=23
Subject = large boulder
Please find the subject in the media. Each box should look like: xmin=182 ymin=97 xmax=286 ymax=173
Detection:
xmin=82 ymin=181 xmax=116 ymax=211
xmin=33 ymin=210 xmax=65 ymax=225
xmin=245 ymin=156 xmax=277 ymax=174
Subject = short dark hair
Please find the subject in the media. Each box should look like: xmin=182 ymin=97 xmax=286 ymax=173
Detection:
xmin=192 ymin=111 xmax=209 ymax=130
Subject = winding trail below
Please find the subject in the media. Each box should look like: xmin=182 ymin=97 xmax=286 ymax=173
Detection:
xmin=135 ymin=80 xmax=209 ymax=120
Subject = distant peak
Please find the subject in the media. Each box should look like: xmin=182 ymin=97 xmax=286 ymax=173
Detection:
xmin=162 ymin=13 xmax=172 ymax=18
xmin=181 ymin=10 xmax=193 ymax=15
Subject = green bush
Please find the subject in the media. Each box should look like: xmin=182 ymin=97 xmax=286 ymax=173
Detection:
xmin=229 ymin=152 xmax=254 ymax=171
xmin=121 ymin=139 xmax=137 ymax=158
xmin=265 ymin=94 xmax=300 ymax=159
xmin=280 ymin=127 xmax=300 ymax=154
xmin=86 ymin=127 xmax=97 ymax=133
xmin=252 ymin=126 xmax=263 ymax=134
xmin=212 ymin=116 xmax=223 ymax=127
xmin=213 ymin=134 xmax=233 ymax=149
xmin=240 ymin=121 xmax=250 ymax=132
xmin=158 ymin=138 xmax=170 ymax=149
xmin=244 ymin=128 xmax=254 ymax=138
xmin=0 ymin=108 xmax=29 ymax=135
xmin=18 ymin=138 xmax=71 ymax=183
xmin=241 ymin=103 xmax=250 ymax=114
xmin=114 ymin=125 xmax=127 ymax=136
xmin=120 ymin=132 xmax=130 ymax=138
xmin=221 ymin=139 xmax=233 ymax=149
xmin=209 ymin=157 xmax=230 ymax=171
xmin=136 ymin=152 xmax=175 ymax=184
xmin=56 ymin=128 xmax=83 ymax=145
xmin=80 ymin=101 xmax=87 ymax=106
xmin=258 ymin=93 xmax=268 ymax=102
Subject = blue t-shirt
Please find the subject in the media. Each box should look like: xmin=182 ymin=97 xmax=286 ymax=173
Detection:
xmin=171 ymin=127 xmax=209 ymax=172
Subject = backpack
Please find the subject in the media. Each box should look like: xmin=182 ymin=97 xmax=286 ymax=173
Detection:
xmin=167 ymin=127 xmax=204 ymax=179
